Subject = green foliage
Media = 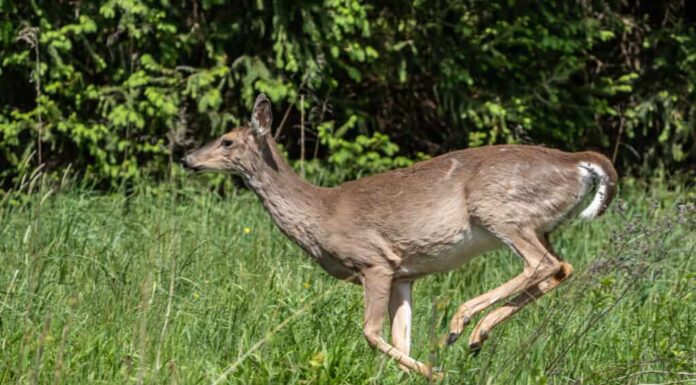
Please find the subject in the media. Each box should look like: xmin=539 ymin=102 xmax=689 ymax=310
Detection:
xmin=1 ymin=1 xmax=694 ymax=188
xmin=302 ymin=115 xmax=428 ymax=185
xmin=0 ymin=181 xmax=693 ymax=384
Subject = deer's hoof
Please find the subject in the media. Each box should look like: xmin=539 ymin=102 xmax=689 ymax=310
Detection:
xmin=468 ymin=342 xmax=482 ymax=356
xmin=468 ymin=328 xmax=488 ymax=355
xmin=427 ymin=367 xmax=445 ymax=381
xmin=446 ymin=332 xmax=459 ymax=346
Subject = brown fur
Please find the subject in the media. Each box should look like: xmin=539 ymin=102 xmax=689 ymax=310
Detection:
xmin=182 ymin=94 xmax=618 ymax=379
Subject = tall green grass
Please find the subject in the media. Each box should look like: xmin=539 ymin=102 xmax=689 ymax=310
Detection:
xmin=0 ymin=177 xmax=694 ymax=385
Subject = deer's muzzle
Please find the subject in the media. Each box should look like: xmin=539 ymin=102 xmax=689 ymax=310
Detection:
xmin=180 ymin=156 xmax=202 ymax=172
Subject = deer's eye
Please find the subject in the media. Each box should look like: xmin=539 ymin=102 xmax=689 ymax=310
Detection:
xmin=221 ymin=139 xmax=235 ymax=148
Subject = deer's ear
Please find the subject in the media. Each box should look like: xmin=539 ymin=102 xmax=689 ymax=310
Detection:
xmin=251 ymin=94 xmax=272 ymax=136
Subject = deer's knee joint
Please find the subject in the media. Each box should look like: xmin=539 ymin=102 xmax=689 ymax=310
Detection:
xmin=525 ymin=261 xmax=561 ymax=282
xmin=555 ymin=262 xmax=573 ymax=281
xmin=363 ymin=329 xmax=381 ymax=348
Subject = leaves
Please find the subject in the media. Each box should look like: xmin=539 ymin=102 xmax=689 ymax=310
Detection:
xmin=0 ymin=0 xmax=694 ymax=187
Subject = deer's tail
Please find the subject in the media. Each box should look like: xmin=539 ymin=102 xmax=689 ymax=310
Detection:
xmin=576 ymin=152 xmax=618 ymax=219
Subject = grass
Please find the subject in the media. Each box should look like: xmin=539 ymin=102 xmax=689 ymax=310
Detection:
xmin=0 ymin=177 xmax=694 ymax=385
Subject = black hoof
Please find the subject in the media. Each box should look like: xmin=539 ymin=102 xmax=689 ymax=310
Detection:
xmin=446 ymin=333 xmax=459 ymax=346
xmin=469 ymin=343 xmax=482 ymax=356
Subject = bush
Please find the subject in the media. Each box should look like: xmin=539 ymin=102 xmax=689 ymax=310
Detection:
xmin=1 ymin=1 xmax=694 ymax=188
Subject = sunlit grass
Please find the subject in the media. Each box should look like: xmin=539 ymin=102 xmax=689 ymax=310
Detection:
xmin=0 ymin=179 xmax=693 ymax=385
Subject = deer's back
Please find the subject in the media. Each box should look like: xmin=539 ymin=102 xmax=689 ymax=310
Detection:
xmin=319 ymin=145 xmax=586 ymax=268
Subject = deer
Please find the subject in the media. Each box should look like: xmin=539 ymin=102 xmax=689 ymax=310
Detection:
xmin=181 ymin=94 xmax=618 ymax=379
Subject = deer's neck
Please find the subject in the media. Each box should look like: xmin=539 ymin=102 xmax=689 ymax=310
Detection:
xmin=245 ymin=137 xmax=327 ymax=257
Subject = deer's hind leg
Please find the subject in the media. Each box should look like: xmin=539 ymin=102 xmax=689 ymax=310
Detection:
xmin=448 ymin=231 xmax=566 ymax=347
xmin=468 ymin=260 xmax=572 ymax=350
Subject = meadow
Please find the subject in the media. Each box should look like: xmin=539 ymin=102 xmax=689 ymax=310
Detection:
xmin=0 ymin=177 xmax=693 ymax=385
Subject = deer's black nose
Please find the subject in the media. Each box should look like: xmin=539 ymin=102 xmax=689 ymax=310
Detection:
xmin=180 ymin=156 xmax=202 ymax=172
xmin=180 ymin=156 xmax=192 ymax=170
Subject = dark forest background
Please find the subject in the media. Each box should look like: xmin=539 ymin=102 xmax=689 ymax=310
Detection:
xmin=1 ymin=0 xmax=694 ymax=188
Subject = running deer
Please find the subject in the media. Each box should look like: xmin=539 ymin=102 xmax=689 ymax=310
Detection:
xmin=181 ymin=94 xmax=618 ymax=379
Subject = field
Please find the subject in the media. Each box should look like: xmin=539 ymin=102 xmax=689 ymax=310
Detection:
xmin=0 ymin=179 xmax=694 ymax=385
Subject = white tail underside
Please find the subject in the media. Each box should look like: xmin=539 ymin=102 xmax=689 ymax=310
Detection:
xmin=577 ymin=162 xmax=609 ymax=219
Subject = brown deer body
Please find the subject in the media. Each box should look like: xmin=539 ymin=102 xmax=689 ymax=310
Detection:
xmin=182 ymin=94 xmax=618 ymax=379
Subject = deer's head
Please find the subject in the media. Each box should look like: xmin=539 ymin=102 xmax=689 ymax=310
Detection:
xmin=181 ymin=94 xmax=274 ymax=176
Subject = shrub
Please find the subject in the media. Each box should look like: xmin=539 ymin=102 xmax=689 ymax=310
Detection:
xmin=1 ymin=1 xmax=694 ymax=188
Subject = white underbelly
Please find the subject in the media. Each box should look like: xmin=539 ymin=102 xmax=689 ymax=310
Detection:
xmin=398 ymin=226 xmax=503 ymax=277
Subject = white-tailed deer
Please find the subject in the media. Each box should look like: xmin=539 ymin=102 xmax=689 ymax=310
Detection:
xmin=181 ymin=94 xmax=618 ymax=379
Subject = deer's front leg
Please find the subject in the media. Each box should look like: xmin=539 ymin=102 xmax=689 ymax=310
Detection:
xmin=362 ymin=267 xmax=437 ymax=379
xmin=389 ymin=281 xmax=413 ymax=369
